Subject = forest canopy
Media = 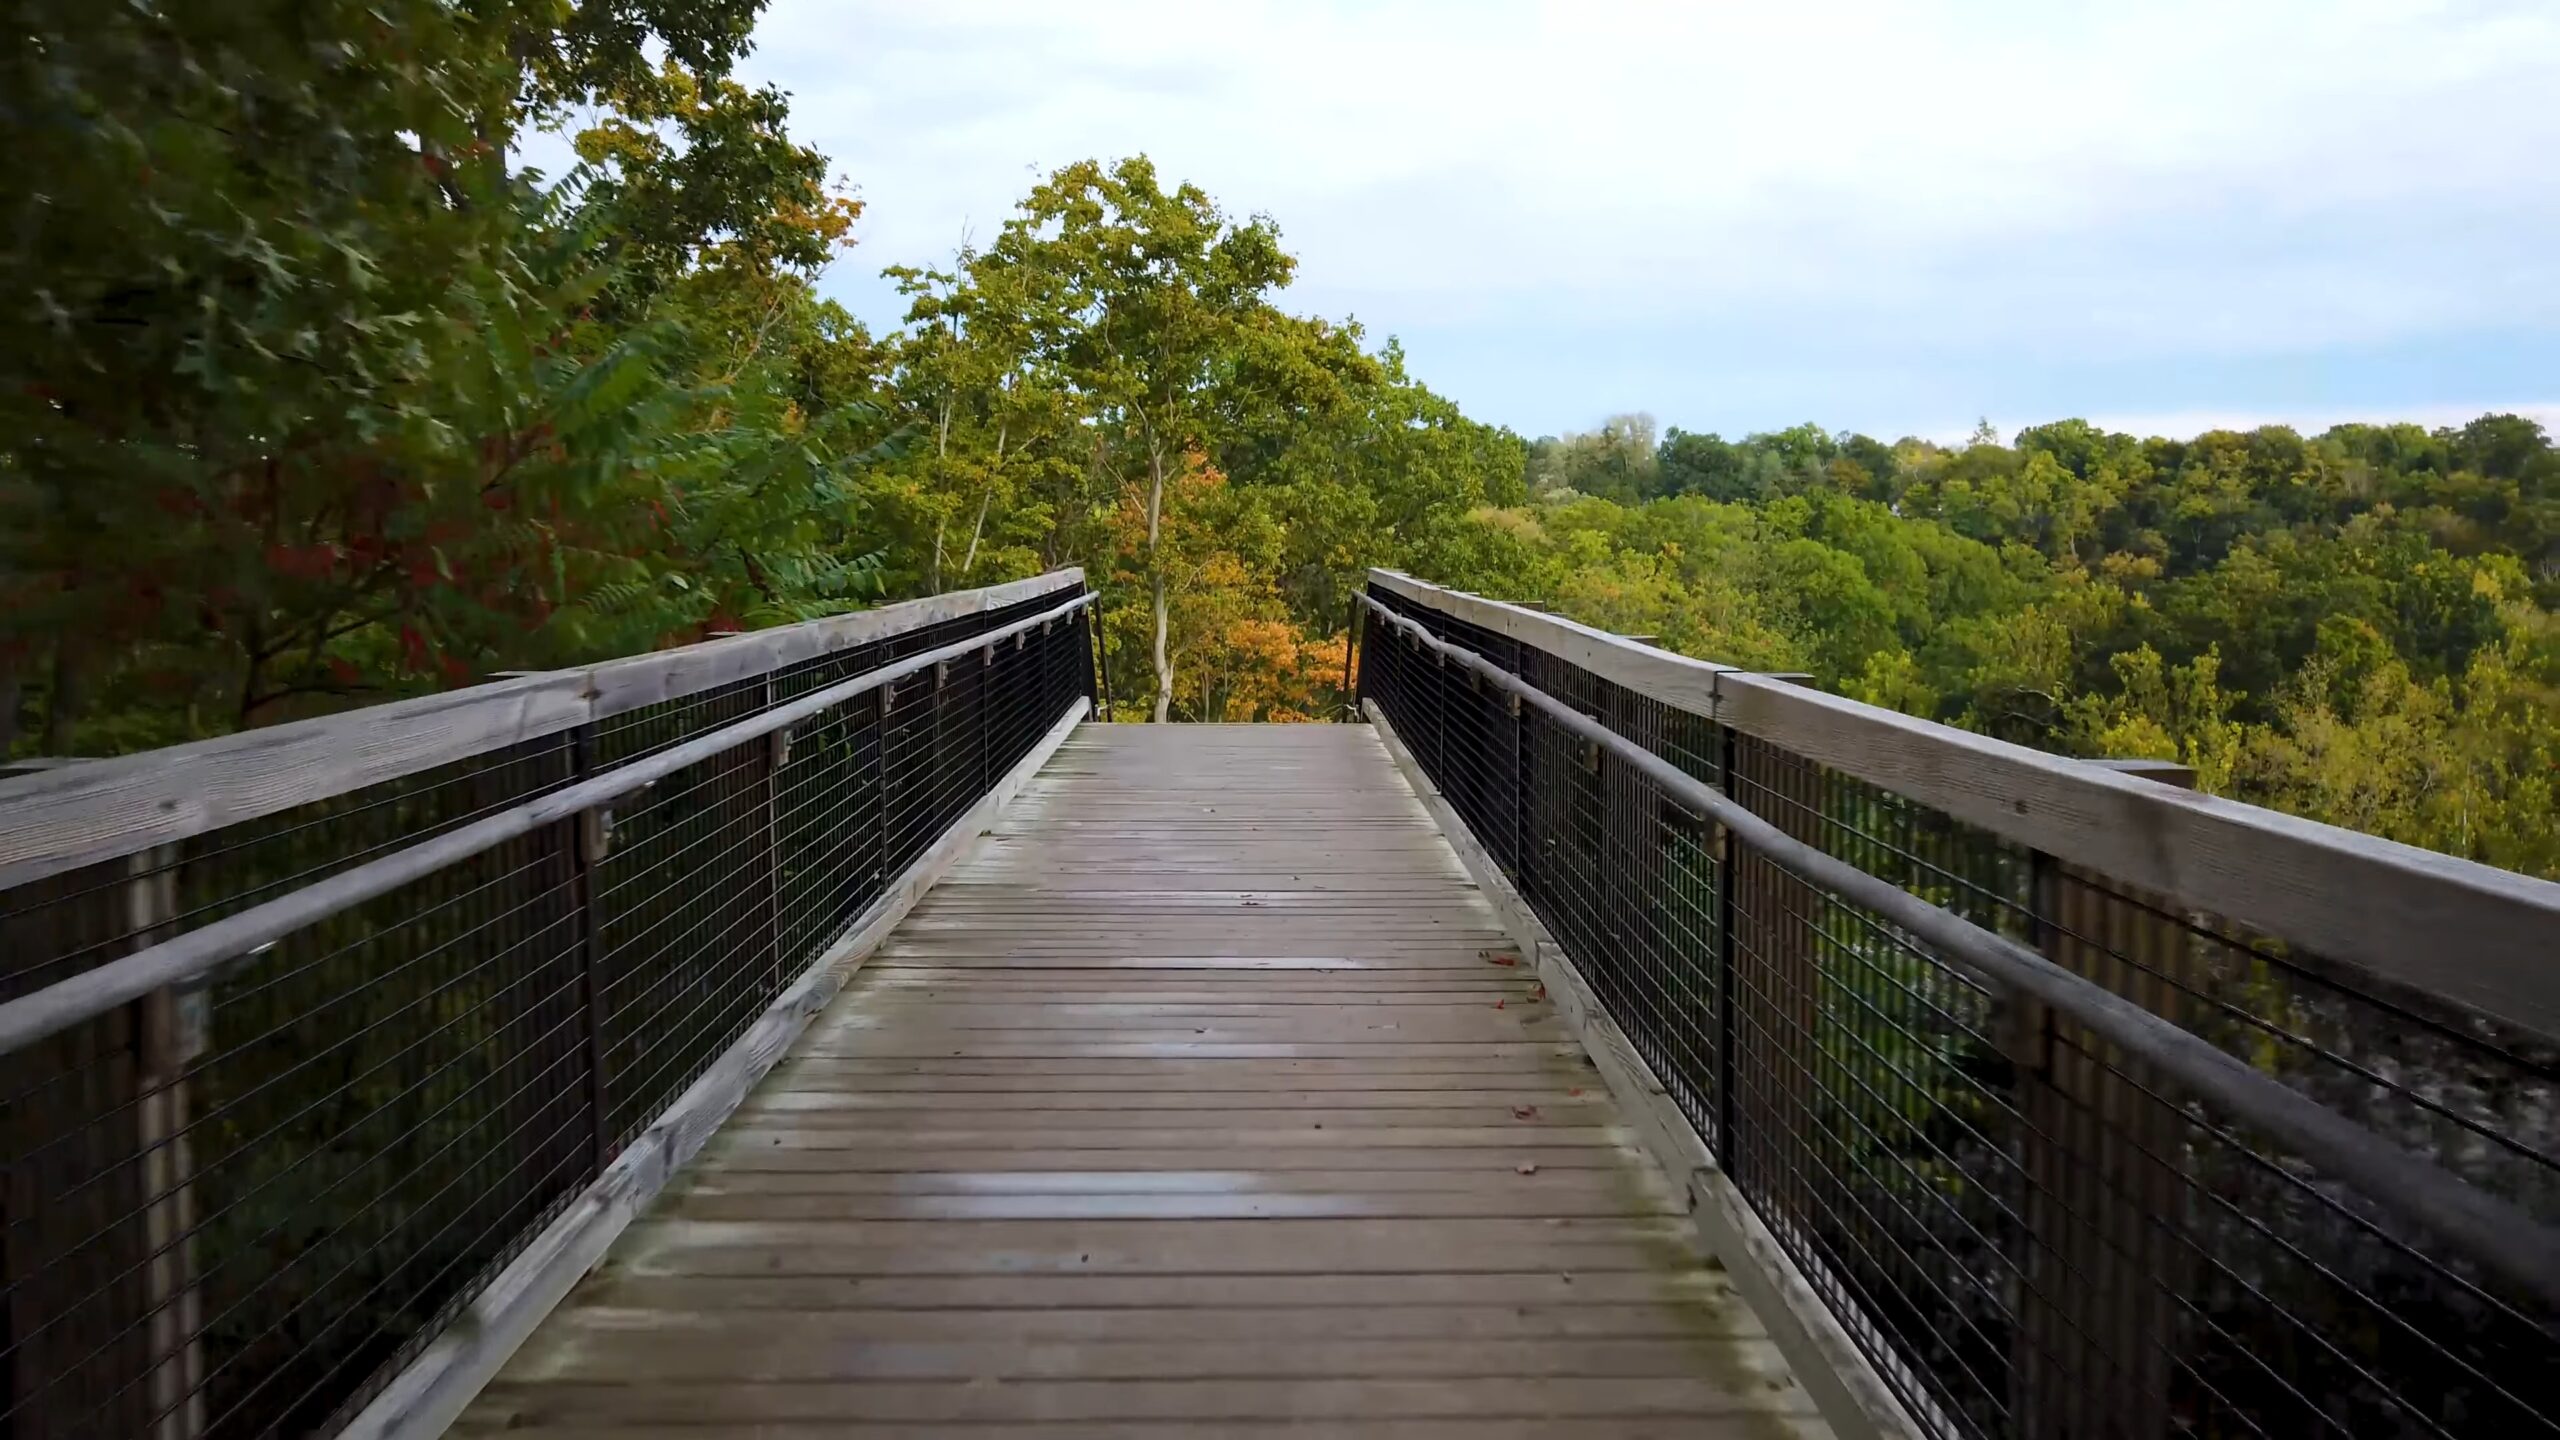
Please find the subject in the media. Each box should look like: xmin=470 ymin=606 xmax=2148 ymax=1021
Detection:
xmin=1477 ymin=412 xmax=2560 ymax=879
xmin=4 ymin=0 xmax=2552 ymax=878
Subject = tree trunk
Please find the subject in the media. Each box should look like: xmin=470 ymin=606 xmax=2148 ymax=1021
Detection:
xmin=928 ymin=393 xmax=954 ymax=593
xmin=959 ymin=488 xmax=991 ymax=581
xmin=1151 ymin=574 xmax=1172 ymax=723
xmin=1146 ymin=444 xmax=1172 ymax=723
xmin=41 ymin=640 xmax=82 ymax=756
xmin=960 ymin=425 xmax=1002 ymax=580
xmin=0 ymin=650 xmax=19 ymax=756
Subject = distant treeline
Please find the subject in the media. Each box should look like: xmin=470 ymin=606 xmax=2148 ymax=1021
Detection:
xmin=1409 ymin=412 xmax=2558 ymax=876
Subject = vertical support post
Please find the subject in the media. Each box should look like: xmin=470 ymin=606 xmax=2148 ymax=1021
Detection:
xmin=1507 ymin=687 xmax=1526 ymax=888
xmin=2011 ymin=758 xmax=2196 ymax=1440
xmin=568 ymin=725 xmax=614 ymax=1177
xmin=1431 ymin=637 xmax=1448 ymax=781
xmin=877 ymin=680 xmax=898 ymax=879
xmin=760 ymin=672 xmax=790 ymax=989
xmin=984 ymin=642 xmax=999 ymax=791
xmin=1343 ymin=594 xmax=1362 ymax=719
xmin=131 ymin=845 xmax=203 ymax=1440
xmin=1715 ymin=723 xmax=1739 ymax=1174
xmin=1089 ymin=602 xmax=1109 ymax=722
xmin=2007 ymin=844 xmax=2060 ymax=1435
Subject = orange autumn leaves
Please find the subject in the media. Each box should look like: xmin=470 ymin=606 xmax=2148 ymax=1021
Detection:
xmin=1104 ymin=456 xmax=1339 ymax=722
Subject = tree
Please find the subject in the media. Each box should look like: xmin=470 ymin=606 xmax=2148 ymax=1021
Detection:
xmin=967 ymin=158 xmax=1292 ymax=721
xmin=1399 ymin=409 xmax=2560 ymax=876
xmin=1 ymin=0 xmax=878 ymax=751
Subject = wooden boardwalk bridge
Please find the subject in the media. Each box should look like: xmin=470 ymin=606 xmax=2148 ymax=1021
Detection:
xmin=3 ymin=568 xmax=2555 ymax=1439
xmin=457 ymin=725 xmax=1816 ymax=1435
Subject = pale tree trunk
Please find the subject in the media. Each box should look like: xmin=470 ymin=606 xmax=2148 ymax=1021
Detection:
xmin=928 ymin=392 xmax=954 ymax=592
xmin=1146 ymin=441 xmax=1173 ymax=723
xmin=961 ymin=425 xmax=1005 ymax=580
xmin=959 ymin=489 xmax=991 ymax=581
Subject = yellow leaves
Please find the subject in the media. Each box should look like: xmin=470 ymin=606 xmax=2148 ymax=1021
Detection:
xmin=2098 ymin=551 xmax=2162 ymax=583
xmin=770 ymin=181 xmax=863 ymax=255
xmin=1187 ymin=615 xmax=1336 ymax=723
xmin=572 ymin=118 xmax=658 ymax=167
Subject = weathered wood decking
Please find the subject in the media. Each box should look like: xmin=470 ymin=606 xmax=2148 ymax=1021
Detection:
xmin=457 ymin=724 xmax=1822 ymax=1436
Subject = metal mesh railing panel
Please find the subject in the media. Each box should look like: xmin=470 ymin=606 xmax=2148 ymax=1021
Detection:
xmin=1361 ymin=583 xmax=2560 ymax=1440
xmin=1 ymin=594 xmax=1094 ymax=1439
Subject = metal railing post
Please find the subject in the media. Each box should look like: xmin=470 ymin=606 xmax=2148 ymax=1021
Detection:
xmin=1715 ymin=720 xmax=1739 ymax=1173
xmin=874 ymin=683 xmax=895 ymax=884
xmin=2012 ymin=763 xmax=2196 ymax=1440
xmin=568 ymin=724 xmax=614 ymax=1176
xmin=979 ymin=641 xmax=996 ymax=794
xmin=1344 ymin=593 xmax=1362 ymax=719
xmin=761 ymin=673 xmax=790 ymax=990
xmin=1098 ymin=606 xmax=1113 ymax=720
xmin=131 ymin=845 xmax=203 ymax=1440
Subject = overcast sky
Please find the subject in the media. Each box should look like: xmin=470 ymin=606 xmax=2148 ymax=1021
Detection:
xmin=725 ymin=0 xmax=2560 ymax=442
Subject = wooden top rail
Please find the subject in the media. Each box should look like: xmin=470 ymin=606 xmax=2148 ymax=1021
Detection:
xmin=0 ymin=569 xmax=1085 ymax=893
xmin=1366 ymin=569 xmax=2560 ymax=1045
xmin=0 ymin=589 xmax=1099 ymax=1056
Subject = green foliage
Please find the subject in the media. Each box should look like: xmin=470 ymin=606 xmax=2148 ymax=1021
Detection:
xmin=6 ymin=0 xmax=2543 ymax=879
xmin=1445 ymin=413 xmax=2560 ymax=877
xmin=855 ymin=158 xmax=1525 ymax=722
xmin=3 ymin=0 xmax=881 ymax=753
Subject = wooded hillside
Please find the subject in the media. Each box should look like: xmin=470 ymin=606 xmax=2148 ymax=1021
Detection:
xmin=6 ymin=0 xmax=2551 ymax=877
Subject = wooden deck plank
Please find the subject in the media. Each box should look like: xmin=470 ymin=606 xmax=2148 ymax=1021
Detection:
xmin=459 ymin=724 xmax=1826 ymax=1436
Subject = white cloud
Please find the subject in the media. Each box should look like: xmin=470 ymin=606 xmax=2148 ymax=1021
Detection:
xmin=731 ymin=0 xmax=2560 ymax=432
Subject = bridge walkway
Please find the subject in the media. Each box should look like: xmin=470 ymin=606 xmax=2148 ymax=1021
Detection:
xmin=454 ymin=723 xmax=1823 ymax=1436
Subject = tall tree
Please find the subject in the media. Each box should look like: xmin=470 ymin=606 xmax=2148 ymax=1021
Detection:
xmin=1 ymin=0 xmax=872 ymax=750
xmin=967 ymin=158 xmax=1292 ymax=720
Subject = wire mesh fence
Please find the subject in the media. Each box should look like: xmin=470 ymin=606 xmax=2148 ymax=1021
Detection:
xmin=1360 ymin=581 xmax=2560 ymax=1440
xmin=0 ymin=588 xmax=1094 ymax=1439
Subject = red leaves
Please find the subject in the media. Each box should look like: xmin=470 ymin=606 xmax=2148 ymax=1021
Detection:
xmin=328 ymin=657 xmax=360 ymax=686
xmin=483 ymin=487 xmax=513 ymax=511
xmin=263 ymin=543 xmax=341 ymax=581
xmin=398 ymin=624 xmax=428 ymax=670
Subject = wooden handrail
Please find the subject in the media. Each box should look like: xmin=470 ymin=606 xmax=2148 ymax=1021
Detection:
xmin=0 ymin=569 xmax=1085 ymax=892
xmin=1367 ymin=567 xmax=2560 ymax=1044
